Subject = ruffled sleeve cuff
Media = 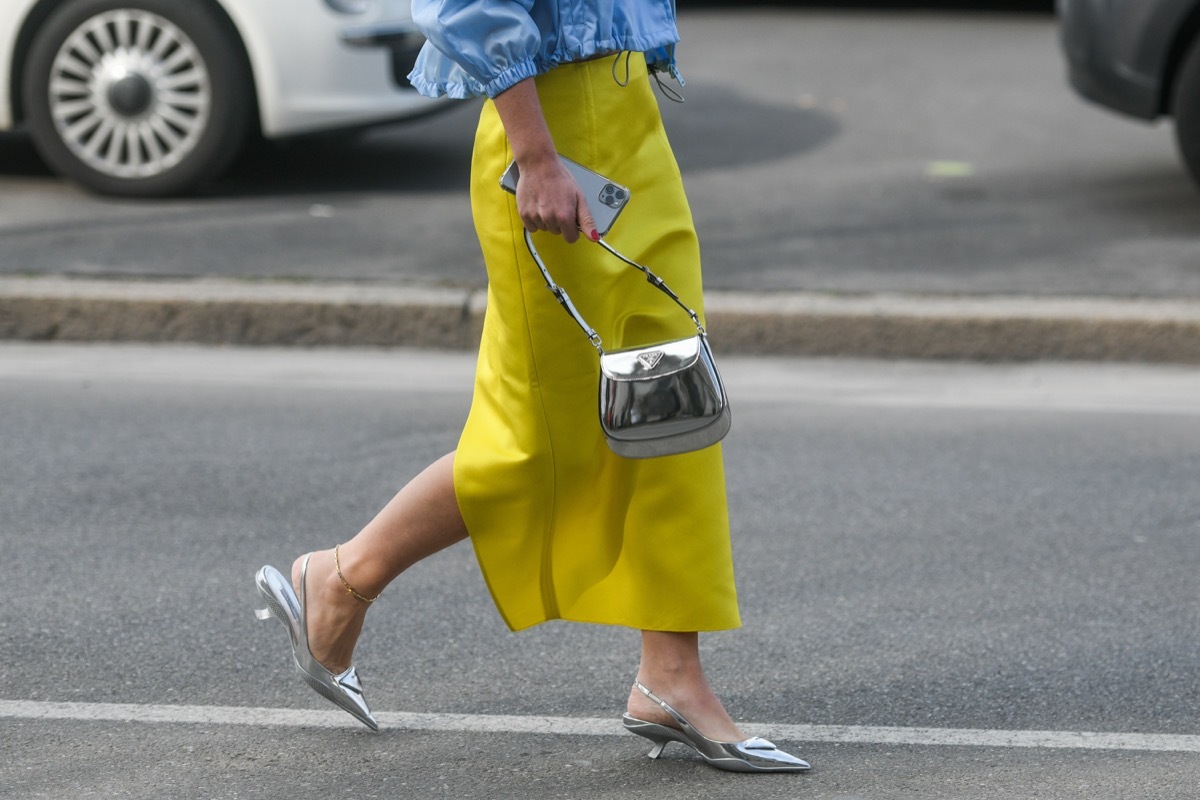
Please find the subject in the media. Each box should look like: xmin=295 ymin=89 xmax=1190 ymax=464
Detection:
xmin=407 ymin=46 xmax=485 ymax=100
xmin=479 ymin=58 xmax=541 ymax=98
xmin=409 ymin=46 xmax=543 ymax=100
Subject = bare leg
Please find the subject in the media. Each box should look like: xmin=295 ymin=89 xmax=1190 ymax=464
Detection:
xmin=627 ymin=631 xmax=745 ymax=743
xmin=291 ymin=451 xmax=467 ymax=672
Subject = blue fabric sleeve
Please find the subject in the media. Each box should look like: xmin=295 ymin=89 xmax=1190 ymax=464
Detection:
xmin=410 ymin=0 xmax=544 ymax=98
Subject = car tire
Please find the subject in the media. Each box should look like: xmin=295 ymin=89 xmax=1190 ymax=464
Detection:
xmin=1174 ymin=34 xmax=1200 ymax=190
xmin=22 ymin=0 xmax=253 ymax=197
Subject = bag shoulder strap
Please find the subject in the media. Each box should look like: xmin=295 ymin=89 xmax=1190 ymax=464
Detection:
xmin=522 ymin=229 xmax=706 ymax=354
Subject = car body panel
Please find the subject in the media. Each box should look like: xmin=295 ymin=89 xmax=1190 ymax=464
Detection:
xmin=0 ymin=0 xmax=444 ymax=136
xmin=0 ymin=0 xmax=41 ymax=130
xmin=1060 ymin=0 xmax=1200 ymax=119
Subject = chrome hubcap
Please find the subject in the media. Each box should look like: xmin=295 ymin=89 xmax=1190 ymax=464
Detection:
xmin=47 ymin=9 xmax=212 ymax=179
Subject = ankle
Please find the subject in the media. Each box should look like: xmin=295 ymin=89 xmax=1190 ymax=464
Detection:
xmin=636 ymin=662 xmax=707 ymax=698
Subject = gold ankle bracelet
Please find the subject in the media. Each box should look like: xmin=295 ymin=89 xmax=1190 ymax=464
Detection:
xmin=334 ymin=544 xmax=380 ymax=604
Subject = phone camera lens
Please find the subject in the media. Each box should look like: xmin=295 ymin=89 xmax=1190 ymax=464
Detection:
xmin=599 ymin=184 xmax=623 ymax=209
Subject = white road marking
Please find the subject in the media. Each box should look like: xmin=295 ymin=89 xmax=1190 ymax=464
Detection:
xmin=2 ymin=700 xmax=1197 ymax=753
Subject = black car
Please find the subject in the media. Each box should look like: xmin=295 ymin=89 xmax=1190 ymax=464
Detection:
xmin=1060 ymin=0 xmax=1200 ymax=186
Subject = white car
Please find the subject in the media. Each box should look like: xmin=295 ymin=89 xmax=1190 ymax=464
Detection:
xmin=1 ymin=0 xmax=446 ymax=196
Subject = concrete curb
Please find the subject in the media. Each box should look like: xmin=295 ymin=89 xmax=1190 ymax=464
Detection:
xmin=3 ymin=276 xmax=1200 ymax=363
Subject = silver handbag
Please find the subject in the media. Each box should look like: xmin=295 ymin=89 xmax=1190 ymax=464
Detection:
xmin=523 ymin=230 xmax=731 ymax=459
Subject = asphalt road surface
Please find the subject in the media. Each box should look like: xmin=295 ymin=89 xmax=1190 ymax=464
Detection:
xmin=2 ymin=7 xmax=1198 ymax=299
xmin=2 ymin=344 xmax=1198 ymax=799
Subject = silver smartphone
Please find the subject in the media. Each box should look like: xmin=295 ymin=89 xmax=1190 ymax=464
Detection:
xmin=499 ymin=155 xmax=631 ymax=236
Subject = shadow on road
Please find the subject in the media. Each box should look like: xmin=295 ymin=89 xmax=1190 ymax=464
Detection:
xmin=0 ymin=132 xmax=53 ymax=179
xmin=212 ymin=101 xmax=482 ymax=197
xmin=663 ymin=84 xmax=841 ymax=172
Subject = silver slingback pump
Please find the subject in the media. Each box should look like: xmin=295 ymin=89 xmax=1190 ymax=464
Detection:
xmin=622 ymin=681 xmax=810 ymax=773
xmin=254 ymin=554 xmax=378 ymax=730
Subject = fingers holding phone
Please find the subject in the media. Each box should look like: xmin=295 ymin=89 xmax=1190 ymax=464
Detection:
xmin=500 ymin=155 xmax=629 ymax=244
xmin=512 ymin=158 xmax=589 ymax=243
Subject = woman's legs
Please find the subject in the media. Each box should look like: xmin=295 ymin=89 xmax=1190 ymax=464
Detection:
xmin=287 ymin=452 xmax=742 ymax=743
xmin=291 ymin=451 xmax=467 ymax=673
xmin=628 ymin=631 xmax=745 ymax=743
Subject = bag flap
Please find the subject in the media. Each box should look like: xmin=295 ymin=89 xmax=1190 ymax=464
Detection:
xmin=599 ymin=336 xmax=702 ymax=381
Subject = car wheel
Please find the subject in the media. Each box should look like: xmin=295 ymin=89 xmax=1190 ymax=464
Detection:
xmin=22 ymin=0 xmax=253 ymax=197
xmin=1174 ymin=34 xmax=1200 ymax=190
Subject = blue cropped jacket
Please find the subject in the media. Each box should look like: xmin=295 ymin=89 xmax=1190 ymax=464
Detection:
xmin=407 ymin=0 xmax=681 ymax=100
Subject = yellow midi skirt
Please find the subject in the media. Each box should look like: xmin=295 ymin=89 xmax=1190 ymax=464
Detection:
xmin=454 ymin=53 xmax=741 ymax=633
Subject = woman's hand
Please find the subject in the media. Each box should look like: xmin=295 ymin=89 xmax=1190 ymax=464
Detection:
xmin=493 ymin=78 xmax=599 ymax=244
xmin=513 ymin=154 xmax=598 ymax=244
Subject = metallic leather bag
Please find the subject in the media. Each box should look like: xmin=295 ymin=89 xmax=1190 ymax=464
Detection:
xmin=523 ymin=230 xmax=731 ymax=459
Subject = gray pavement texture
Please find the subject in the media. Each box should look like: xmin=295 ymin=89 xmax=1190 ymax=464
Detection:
xmin=2 ymin=8 xmax=1199 ymax=362
xmin=7 ymin=722 xmax=1198 ymax=800
xmin=3 ymin=346 xmax=1199 ymax=799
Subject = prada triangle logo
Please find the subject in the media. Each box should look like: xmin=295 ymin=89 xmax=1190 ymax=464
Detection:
xmin=637 ymin=351 xmax=664 ymax=370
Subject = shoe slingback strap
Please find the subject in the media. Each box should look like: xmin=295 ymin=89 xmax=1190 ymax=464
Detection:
xmin=633 ymin=680 xmax=707 ymax=739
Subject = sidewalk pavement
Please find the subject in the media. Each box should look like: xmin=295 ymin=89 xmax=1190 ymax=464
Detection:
xmin=2 ymin=274 xmax=1199 ymax=363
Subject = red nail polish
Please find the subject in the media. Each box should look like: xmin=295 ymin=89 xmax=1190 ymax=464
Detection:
xmin=590 ymin=230 xmax=600 ymax=242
